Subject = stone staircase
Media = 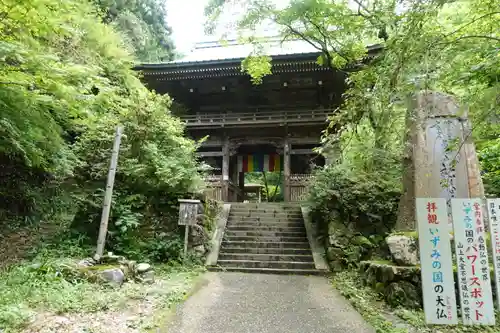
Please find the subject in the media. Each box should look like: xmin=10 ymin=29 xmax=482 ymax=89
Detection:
xmin=212 ymin=203 xmax=321 ymax=275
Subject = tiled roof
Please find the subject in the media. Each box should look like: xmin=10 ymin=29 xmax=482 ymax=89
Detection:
xmin=172 ymin=38 xmax=320 ymax=64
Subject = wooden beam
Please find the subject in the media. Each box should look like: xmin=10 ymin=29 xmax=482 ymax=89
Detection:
xmin=197 ymin=151 xmax=223 ymax=157
xmin=291 ymin=148 xmax=318 ymax=155
xmin=288 ymin=137 xmax=320 ymax=145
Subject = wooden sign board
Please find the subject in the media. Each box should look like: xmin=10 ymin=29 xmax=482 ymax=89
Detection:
xmin=452 ymin=198 xmax=495 ymax=325
xmin=416 ymin=198 xmax=458 ymax=324
xmin=178 ymin=199 xmax=200 ymax=226
xmin=486 ymin=199 xmax=500 ymax=310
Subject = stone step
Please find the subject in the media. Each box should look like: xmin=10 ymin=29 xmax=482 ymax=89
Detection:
xmin=225 ymin=225 xmax=306 ymax=232
xmin=220 ymin=247 xmax=312 ymax=255
xmin=227 ymin=217 xmax=304 ymax=224
xmin=225 ymin=230 xmax=307 ymax=238
xmin=221 ymin=241 xmax=310 ymax=249
xmin=218 ymin=253 xmax=314 ymax=262
xmin=223 ymin=235 xmax=308 ymax=242
xmin=230 ymin=203 xmax=300 ymax=207
xmin=207 ymin=266 xmax=324 ymax=275
xmin=216 ymin=259 xmax=316 ymax=270
xmin=229 ymin=210 xmax=302 ymax=216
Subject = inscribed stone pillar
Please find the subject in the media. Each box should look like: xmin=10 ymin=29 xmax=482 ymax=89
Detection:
xmin=222 ymin=137 xmax=229 ymax=202
xmin=283 ymin=138 xmax=291 ymax=202
xmin=396 ymin=91 xmax=484 ymax=231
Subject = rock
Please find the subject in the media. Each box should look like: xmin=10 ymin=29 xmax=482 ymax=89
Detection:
xmin=384 ymin=281 xmax=421 ymax=309
xmin=28 ymin=263 xmax=42 ymax=270
xmin=101 ymin=252 xmax=126 ymax=264
xmin=190 ymin=224 xmax=205 ymax=246
xmin=386 ymin=234 xmax=419 ymax=266
xmin=120 ymin=264 xmax=130 ymax=279
xmin=99 ymin=268 xmax=125 ymax=286
xmin=193 ymin=244 xmax=205 ymax=255
xmin=127 ymin=260 xmax=137 ymax=272
xmin=77 ymin=258 xmax=95 ymax=267
xmin=139 ymin=270 xmax=155 ymax=284
xmin=329 ymin=260 xmax=343 ymax=272
xmin=364 ymin=265 xmax=378 ymax=287
xmin=136 ymin=263 xmax=152 ymax=273
xmin=326 ymin=247 xmax=343 ymax=261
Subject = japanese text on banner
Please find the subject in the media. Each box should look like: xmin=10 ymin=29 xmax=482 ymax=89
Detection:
xmin=416 ymin=198 xmax=457 ymax=325
xmin=452 ymin=198 xmax=495 ymax=325
xmin=487 ymin=199 xmax=500 ymax=309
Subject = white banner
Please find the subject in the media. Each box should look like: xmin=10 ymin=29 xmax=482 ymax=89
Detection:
xmin=452 ymin=198 xmax=495 ymax=325
xmin=416 ymin=198 xmax=458 ymax=324
xmin=487 ymin=199 xmax=500 ymax=310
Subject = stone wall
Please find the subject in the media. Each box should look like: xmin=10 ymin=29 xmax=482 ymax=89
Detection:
xmin=359 ymin=260 xmax=497 ymax=310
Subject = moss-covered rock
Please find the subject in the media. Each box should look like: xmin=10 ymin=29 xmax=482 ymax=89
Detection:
xmin=326 ymin=247 xmax=344 ymax=261
xmin=329 ymin=260 xmax=344 ymax=272
xmin=386 ymin=234 xmax=419 ymax=266
xmin=384 ymin=281 xmax=421 ymax=309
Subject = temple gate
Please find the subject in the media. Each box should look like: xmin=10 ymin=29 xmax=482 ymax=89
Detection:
xmin=136 ymin=40 xmax=381 ymax=202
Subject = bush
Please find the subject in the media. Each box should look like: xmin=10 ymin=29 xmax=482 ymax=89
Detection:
xmin=0 ymin=0 xmax=203 ymax=263
xmin=307 ymin=164 xmax=401 ymax=268
xmin=308 ymin=164 xmax=401 ymax=236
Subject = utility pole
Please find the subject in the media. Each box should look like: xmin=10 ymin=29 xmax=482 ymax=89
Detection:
xmin=94 ymin=126 xmax=123 ymax=260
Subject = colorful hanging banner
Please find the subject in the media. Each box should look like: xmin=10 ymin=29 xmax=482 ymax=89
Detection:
xmin=452 ymin=198 xmax=495 ymax=326
xmin=237 ymin=154 xmax=283 ymax=172
xmin=416 ymin=198 xmax=458 ymax=325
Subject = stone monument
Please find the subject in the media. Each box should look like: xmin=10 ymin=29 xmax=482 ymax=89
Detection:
xmin=395 ymin=90 xmax=484 ymax=232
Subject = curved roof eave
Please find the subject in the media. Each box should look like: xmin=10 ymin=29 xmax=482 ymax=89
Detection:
xmin=134 ymin=44 xmax=383 ymax=71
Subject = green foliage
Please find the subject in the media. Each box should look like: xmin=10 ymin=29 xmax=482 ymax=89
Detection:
xmin=0 ymin=247 xmax=202 ymax=331
xmin=93 ymin=0 xmax=176 ymax=62
xmin=0 ymin=0 xmax=201 ymax=262
xmin=241 ymin=55 xmax=272 ymax=84
xmin=245 ymin=171 xmax=283 ymax=202
xmin=479 ymin=138 xmax=500 ymax=197
xmin=206 ymin=0 xmax=500 ymax=207
xmin=308 ymin=163 xmax=401 ymax=236
xmin=333 ymin=270 xmax=500 ymax=333
xmin=331 ymin=271 xmax=407 ymax=333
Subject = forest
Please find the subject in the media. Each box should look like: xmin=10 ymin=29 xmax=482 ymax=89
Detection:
xmin=0 ymin=0 xmax=499 ymax=331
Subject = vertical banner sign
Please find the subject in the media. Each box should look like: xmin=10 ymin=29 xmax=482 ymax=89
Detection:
xmin=452 ymin=198 xmax=495 ymax=325
xmin=486 ymin=199 xmax=500 ymax=309
xmin=416 ymin=198 xmax=458 ymax=324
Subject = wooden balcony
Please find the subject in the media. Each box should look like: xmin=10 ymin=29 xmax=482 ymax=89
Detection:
xmin=180 ymin=109 xmax=334 ymax=128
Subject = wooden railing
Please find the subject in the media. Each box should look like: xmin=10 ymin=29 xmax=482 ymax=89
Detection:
xmin=203 ymin=175 xmax=222 ymax=201
xmin=228 ymin=182 xmax=243 ymax=202
xmin=181 ymin=109 xmax=334 ymax=127
xmin=289 ymin=174 xmax=312 ymax=202
xmin=203 ymin=175 xmax=242 ymax=202
xmin=203 ymin=174 xmax=312 ymax=202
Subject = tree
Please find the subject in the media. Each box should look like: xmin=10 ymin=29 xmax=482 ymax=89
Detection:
xmin=93 ymin=0 xmax=176 ymax=62
xmin=205 ymin=0 xmax=500 ymax=222
xmin=0 ymin=0 xmax=201 ymax=253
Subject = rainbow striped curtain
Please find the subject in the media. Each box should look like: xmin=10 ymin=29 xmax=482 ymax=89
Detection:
xmin=237 ymin=154 xmax=283 ymax=172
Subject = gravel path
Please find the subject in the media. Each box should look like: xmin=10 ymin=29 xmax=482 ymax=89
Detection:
xmin=163 ymin=272 xmax=375 ymax=333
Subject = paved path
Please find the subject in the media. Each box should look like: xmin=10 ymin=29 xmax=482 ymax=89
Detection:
xmin=163 ymin=272 xmax=375 ymax=333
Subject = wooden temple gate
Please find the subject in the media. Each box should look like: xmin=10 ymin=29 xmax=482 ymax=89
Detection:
xmin=135 ymin=40 xmax=377 ymax=202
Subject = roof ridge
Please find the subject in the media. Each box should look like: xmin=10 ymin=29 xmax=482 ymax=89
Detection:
xmin=193 ymin=37 xmax=299 ymax=50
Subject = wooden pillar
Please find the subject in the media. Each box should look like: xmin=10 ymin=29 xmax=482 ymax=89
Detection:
xmin=222 ymin=137 xmax=230 ymax=202
xmin=238 ymin=171 xmax=245 ymax=202
xmin=283 ymin=137 xmax=291 ymax=202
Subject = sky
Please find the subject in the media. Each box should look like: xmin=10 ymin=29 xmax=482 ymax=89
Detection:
xmin=166 ymin=0 xmax=209 ymax=53
xmin=166 ymin=0 xmax=291 ymax=55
